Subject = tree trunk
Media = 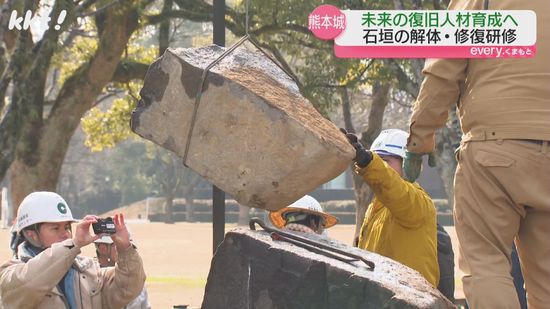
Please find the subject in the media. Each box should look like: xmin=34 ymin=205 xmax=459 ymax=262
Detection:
xmin=8 ymin=3 xmax=140 ymax=209
xmin=183 ymin=185 xmax=195 ymax=222
xmin=9 ymin=159 xmax=54 ymax=217
xmin=158 ymin=0 xmax=172 ymax=56
xmin=434 ymin=107 xmax=461 ymax=209
xmin=164 ymin=191 xmax=175 ymax=223
xmin=181 ymin=170 xmax=200 ymax=222
xmin=238 ymin=205 xmax=250 ymax=226
xmin=341 ymin=87 xmax=355 ymax=133
xmin=66 ymin=174 xmax=79 ymax=213
xmin=185 ymin=196 xmax=195 ymax=222
xmin=351 ymin=81 xmax=390 ymax=244
xmin=0 ymin=188 xmax=3 ymax=224
xmin=162 ymin=154 xmax=181 ymax=223
xmin=0 ymin=1 xmax=70 ymax=182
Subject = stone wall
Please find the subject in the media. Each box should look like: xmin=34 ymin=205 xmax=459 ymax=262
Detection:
xmin=202 ymin=228 xmax=455 ymax=309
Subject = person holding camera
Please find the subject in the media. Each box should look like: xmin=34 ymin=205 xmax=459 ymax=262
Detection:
xmin=341 ymin=128 xmax=439 ymax=287
xmin=0 ymin=191 xmax=146 ymax=308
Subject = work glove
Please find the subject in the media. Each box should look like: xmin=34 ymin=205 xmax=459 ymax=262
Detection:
xmin=340 ymin=128 xmax=373 ymax=168
xmin=403 ymin=151 xmax=437 ymax=182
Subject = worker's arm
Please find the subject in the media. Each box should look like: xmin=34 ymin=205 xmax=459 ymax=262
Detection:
xmin=0 ymin=240 xmax=80 ymax=308
xmin=100 ymin=245 xmax=146 ymax=308
xmin=407 ymin=58 xmax=467 ymax=153
xmin=408 ymin=0 xmax=484 ymax=153
xmin=355 ymin=154 xmax=435 ymax=228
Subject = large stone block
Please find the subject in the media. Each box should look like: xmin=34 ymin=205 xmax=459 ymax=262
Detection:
xmin=202 ymin=228 xmax=455 ymax=309
xmin=131 ymin=45 xmax=354 ymax=210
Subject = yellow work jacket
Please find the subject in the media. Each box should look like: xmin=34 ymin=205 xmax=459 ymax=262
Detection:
xmin=356 ymin=154 xmax=439 ymax=287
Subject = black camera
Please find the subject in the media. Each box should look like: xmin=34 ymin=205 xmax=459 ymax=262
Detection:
xmin=92 ymin=217 xmax=116 ymax=234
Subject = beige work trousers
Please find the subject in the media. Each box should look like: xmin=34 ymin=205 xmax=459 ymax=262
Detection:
xmin=454 ymin=139 xmax=550 ymax=309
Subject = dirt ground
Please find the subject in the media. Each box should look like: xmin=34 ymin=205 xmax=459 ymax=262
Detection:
xmin=0 ymin=222 xmax=464 ymax=308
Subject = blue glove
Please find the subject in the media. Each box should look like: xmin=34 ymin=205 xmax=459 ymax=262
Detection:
xmin=403 ymin=151 xmax=437 ymax=182
xmin=340 ymin=128 xmax=373 ymax=168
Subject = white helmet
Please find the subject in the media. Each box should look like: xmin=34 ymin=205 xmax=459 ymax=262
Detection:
xmin=269 ymin=195 xmax=338 ymax=229
xmin=370 ymin=129 xmax=408 ymax=159
xmin=16 ymin=192 xmax=78 ymax=232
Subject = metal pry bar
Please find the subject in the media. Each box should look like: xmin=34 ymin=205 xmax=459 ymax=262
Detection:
xmin=249 ymin=218 xmax=375 ymax=270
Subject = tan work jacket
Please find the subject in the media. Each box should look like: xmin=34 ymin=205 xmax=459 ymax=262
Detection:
xmin=408 ymin=0 xmax=550 ymax=153
xmin=0 ymin=239 xmax=146 ymax=309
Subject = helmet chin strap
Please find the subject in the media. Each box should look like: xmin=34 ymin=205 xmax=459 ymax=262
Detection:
xmin=22 ymin=226 xmax=46 ymax=249
xmin=96 ymin=245 xmax=115 ymax=267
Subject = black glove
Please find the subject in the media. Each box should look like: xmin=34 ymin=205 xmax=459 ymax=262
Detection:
xmin=340 ymin=128 xmax=373 ymax=168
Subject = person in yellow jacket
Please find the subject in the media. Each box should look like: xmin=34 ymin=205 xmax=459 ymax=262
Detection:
xmin=341 ymin=128 xmax=439 ymax=287
xmin=403 ymin=0 xmax=550 ymax=308
xmin=0 ymin=191 xmax=146 ymax=308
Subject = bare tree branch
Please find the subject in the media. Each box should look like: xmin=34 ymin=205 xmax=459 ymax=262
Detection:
xmin=111 ymin=60 xmax=149 ymax=83
xmin=309 ymin=59 xmax=375 ymax=89
xmin=77 ymin=0 xmax=120 ymax=17
xmin=75 ymin=0 xmax=99 ymax=13
xmin=341 ymin=87 xmax=355 ymax=133
xmin=144 ymin=9 xmax=211 ymax=25
xmin=91 ymin=89 xmax=124 ymax=108
xmin=158 ymin=0 xmax=173 ymax=56
xmin=386 ymin=59 xmax=421 ymax=98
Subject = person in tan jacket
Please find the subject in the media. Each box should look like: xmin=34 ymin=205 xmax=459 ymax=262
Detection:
xmin=0 ymin=191 xmax=146 ymax=308
xmin=404 ymin=0 xmax=550 ymax=308
xmin=95 ymin=234 xmax=151 ymax=309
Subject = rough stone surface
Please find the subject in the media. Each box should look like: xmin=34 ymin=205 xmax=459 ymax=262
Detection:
xmin=131 ymin=45 xmax=355 ymax=211
xmin=202 ymin=228 xmax=456 ymax=309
